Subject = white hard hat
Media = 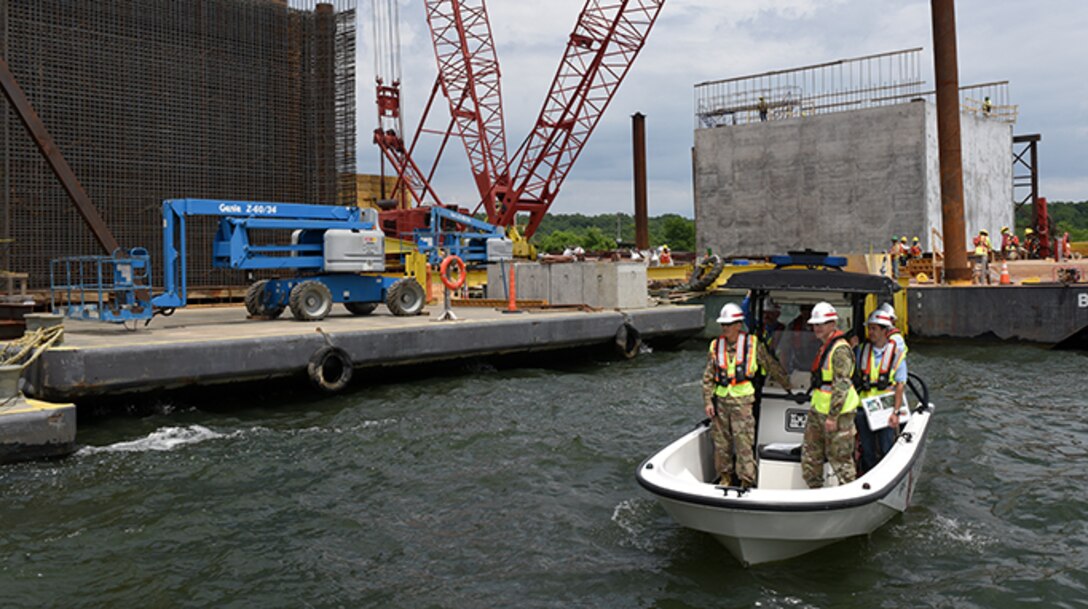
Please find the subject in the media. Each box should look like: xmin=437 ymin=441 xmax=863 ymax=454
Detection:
xmin=807 ymin=302 xmax=838 ymax=325
xmin=716 ymin=303 xmax=745 ymax=324
xmin=867 ymin=309 xmax=895 ymax=328
xmin=878 ymin=302 xmax=897 ymax=321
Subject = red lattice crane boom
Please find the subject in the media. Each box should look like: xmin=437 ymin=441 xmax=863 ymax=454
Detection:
xmin=376 ymin=0 xmax=665 ymax=240
xmin=501 ymin=0 xmax=665 ymax=237
xmin=424 ymin=0 xmax=511 ymax=219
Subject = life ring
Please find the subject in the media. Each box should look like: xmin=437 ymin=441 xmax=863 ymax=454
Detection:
xmin=440 ymin=255 xmax=467 ymax=290
xmin=307 ymin=346 xmax=353 ymax=393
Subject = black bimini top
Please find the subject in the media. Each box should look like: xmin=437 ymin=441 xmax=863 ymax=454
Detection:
xmin=725 ymin=269 xmax=899 ymax=295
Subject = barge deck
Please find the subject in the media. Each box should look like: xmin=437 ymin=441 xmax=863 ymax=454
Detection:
xmin=24 ymin=304 xmax=705 ymax=402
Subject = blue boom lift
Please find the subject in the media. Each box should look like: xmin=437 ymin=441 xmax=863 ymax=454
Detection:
xmin=51 ymin=198 xmax=511 ymax=324
xmin=152 ymin=199 xmax=427 ymax=321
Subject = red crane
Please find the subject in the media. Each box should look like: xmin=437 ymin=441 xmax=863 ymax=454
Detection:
xmin=374 ymin=0 xmax=666 ymax=240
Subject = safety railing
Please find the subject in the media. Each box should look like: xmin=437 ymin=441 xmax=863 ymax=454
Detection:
xmin=696 ymin=49 xmax=1017 ymax=128
xmin=50 ymin=248 xmax=155 ymax=323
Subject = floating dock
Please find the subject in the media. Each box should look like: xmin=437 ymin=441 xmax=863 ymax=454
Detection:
xmin=23 ymin=304 xmax=705 ymax=402
xmin=908 ymin=283 xmax=1088 ymax=347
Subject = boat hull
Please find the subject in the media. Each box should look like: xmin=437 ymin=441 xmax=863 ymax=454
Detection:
xmin=638 ymin=406 xmax=932 ymax=566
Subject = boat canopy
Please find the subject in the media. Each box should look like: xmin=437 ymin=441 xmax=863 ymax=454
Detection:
xmin=725 ymin=269 xmax=899 ymax=296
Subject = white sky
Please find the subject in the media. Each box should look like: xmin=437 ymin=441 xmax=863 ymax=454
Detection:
xmin=355 ymin=0 xmax=1088 ymax=217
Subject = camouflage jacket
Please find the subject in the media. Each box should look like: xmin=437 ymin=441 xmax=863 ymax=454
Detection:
xmin=826 ymin=342 xmax=857 ymax=418
xmin=701 ymin=336 xmax=792 ymax=408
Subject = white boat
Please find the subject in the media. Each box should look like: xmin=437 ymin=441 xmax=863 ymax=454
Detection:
xmin=637 ymin=254 xmax=935 ymax=566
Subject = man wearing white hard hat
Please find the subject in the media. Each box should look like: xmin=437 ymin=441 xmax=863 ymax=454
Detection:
xmin=802 ymin=301 xmax=861 ymax=488
xmin=855 ymin=308 xmax=909 ymax=473
xmin=702 ymin=302 xmax=792 ymax=488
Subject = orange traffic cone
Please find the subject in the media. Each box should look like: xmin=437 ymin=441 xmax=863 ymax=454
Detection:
xmin=999 ymin=261 xmax=1012 ymax=285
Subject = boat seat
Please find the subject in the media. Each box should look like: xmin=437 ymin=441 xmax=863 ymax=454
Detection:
xmin=759 ymin=442 xmax=801 ymax=463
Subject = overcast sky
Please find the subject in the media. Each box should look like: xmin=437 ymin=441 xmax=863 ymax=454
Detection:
xmin=355 ymin=0 xmax=1088 ymax=217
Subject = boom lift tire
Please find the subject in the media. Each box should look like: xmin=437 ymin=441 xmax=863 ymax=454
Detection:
xmin=386 ymin=277 xmax=425 ymax=316
xmin=344 ymin=301 xmax=379 ymax=316
xmin=245 ymin=279 xmax=285 ymax=319
xmin=289 ymin=280 xmax=334 ymax=321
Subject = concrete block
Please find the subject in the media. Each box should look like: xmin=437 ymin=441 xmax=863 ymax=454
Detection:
xmin=550 ymin=263 xmax=584 ymax=305
xmin=614 ymin=262 xmax=649 ymax=309
xmin=486 ymin=262 xmax=548 ymax=301
xmin=695 ymin=100 xmax=1012 ymax=256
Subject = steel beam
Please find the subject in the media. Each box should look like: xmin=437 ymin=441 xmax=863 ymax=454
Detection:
xmin=0 ymin=56 xmax=120 ymax=255
xmin=930 ymin=0 xmax=969 ymax=282
xmin=632 ymin=112 xmax=649 ymax=250
xmin=0 ymin=57 xmax=159 ymax=305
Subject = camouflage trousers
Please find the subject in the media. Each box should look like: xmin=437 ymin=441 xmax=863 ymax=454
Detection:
xmin=710 ymin=396 xmax=756 ymax=487
xmin=802 ymin=409 xmax=857 ymax=489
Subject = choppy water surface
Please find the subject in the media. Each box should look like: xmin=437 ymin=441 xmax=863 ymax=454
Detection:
xmin=2 ymin=341 xmax=1087 ymax=608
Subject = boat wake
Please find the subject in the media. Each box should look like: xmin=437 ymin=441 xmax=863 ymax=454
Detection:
xmin=612 ymin=497 xmax=671 ymax=552
xmin=77 ymin=425 xmax=233 ymax=455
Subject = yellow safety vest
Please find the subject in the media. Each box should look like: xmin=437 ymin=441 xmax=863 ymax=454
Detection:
xmin=710 ymin=332 xmax=760 ymax=399
xmin=856 ymin=340 xmax=908 ymax=399
xmin=810 ymin=336 xmax=860 ymax=415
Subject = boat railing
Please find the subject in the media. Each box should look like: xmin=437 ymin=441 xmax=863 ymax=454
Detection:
xmin=906 ymin=372 xmax=930 ymax=412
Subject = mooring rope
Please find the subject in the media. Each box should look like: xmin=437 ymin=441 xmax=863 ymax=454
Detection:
xmin=0 ymin=326 xmax=64 ymax=411
xmin=0 ymin=325 xmax=64 ymax=370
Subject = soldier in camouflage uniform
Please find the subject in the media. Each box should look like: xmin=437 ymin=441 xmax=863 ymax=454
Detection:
xmin=702 ymin=303 xmax=792 ymax=488
xmin=802 ymin=302 xmax=861 ymax=488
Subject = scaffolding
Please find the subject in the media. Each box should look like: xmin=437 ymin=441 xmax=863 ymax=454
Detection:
xmin=695 ymin=48 xmax=1015 ymax=129
xmin=0 ymin=0 xmax=357 ymax=289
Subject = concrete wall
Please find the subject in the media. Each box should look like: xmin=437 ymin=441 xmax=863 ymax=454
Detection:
xmin=694 ymin=101 xmax=1012 ymax=256
xmin=486 ymin=262 xmax=649 ymax=309
xmin=922 ymin=105 xmax=1013 ymax=252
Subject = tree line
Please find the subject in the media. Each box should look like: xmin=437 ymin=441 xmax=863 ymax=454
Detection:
xmin=530 ymin=213 xmax=695 ymax=253
xmin=1014 ymin=200 xmax=1088 ymax=241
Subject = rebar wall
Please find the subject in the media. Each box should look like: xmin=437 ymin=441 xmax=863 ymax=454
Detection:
xmin=0 ymin=0 xmax=357 ymax=288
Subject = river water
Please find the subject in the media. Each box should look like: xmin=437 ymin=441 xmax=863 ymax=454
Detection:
xmin=1 ymin=340 xmax=1086 ymax=608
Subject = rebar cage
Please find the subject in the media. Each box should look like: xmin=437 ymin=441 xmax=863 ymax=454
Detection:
xmin=0 ymin=0 xmax=357 ymax=289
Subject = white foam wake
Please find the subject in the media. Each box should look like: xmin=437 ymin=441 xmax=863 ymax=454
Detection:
xmin=77 ymin=425 xmax=228 ymax=455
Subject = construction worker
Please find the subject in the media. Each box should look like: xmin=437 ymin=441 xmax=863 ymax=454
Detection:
xmin=973 ymin=229 xmax=993 ymax=259
xmin=854 ymin=308 xmax=908 ymax=474
xmin=802 ymin=302 xmax=860 ymax=489
xmin=982 ymin=96 xmax=993 ymax=115
xmin=1024 ymin=228 xmax=1040 ymax=259
xmin=1000 ymin=226 xmax=1020 ymax=260
xmin=659 ymin=244 xmax=672 ymax=266
xmin=887 ymin=237 xmax=902 ymax=279
xmin=909 ymin=236 xmax=923 ymax=259
xmin=898 ymin=236 xmax=910 ymax=267
xmin=702 ymin=303 xmax=792 ymax=488
xmin=757 ymin=96 xmax=768 ymax=122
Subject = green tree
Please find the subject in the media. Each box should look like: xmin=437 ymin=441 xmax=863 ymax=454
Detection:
xmin=538 ymin=229 xmax=582 ymax=254
xmin=581 ymin=227 xmax=616 ymax=251
xmin=1015 ymin=200 xmax=1088 ymax=241
xmin=658 ymin=215 xmax=695 ymax=251
xmin=531 ymin=212 xmax=697 ymax=251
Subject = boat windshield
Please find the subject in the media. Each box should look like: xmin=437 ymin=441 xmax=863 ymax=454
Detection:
xmin=760 ymin=293 xmax=854 ymax=374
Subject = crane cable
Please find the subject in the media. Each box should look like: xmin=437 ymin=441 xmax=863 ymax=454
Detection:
xmin=372 ymin=0 xmax=404 ymax=137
